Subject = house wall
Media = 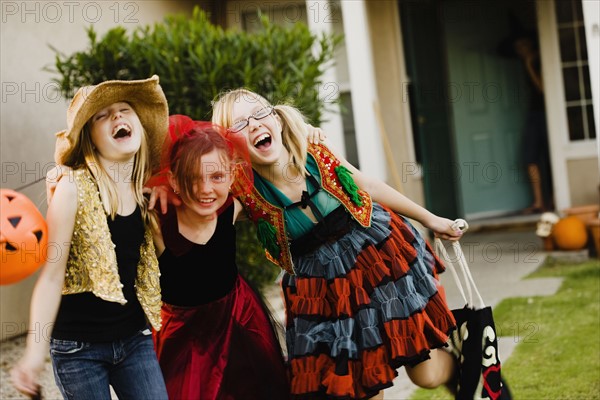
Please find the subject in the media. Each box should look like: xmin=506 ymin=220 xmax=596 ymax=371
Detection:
xmin=567 ymin=158 xmax=600 ymax=206
xmin=562 ymin=0 xmax=600 ymax=211
xmin=338 ymin=2 xmax=387 ymax=179
xmin=365 ymin=1 xmax=425 ymax=205
xmin=0 ymin=0 xmax=195 ymax=341
xmin=364 ymin=0 xmax=599 ymax=215
xmin=538 ymin=0 xmax=599 ymax=210
xmin=582 ymin=0 xmax=600 ymax=175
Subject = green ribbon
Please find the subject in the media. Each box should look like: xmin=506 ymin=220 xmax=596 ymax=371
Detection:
xmin=335 ymin=165 xmax=363 ymax=206
xmin=257 ymin=218 xmax=280 ymax=258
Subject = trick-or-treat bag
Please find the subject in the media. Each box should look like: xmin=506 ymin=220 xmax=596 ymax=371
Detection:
xmin=435 ymin=220 xmax=512 ymax=400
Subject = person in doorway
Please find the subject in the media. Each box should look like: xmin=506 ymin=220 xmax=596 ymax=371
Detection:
xmin=516 ymin=35 xmax=553 ymax=213
xmin=499 ymin=18 xmax=554 ymax=213
xmin=11 ymin=76 xmax=169 ymax=400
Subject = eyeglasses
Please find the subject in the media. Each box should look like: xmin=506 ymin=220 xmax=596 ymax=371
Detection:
xmin=228 ymin=107 xmax=274 ymax=133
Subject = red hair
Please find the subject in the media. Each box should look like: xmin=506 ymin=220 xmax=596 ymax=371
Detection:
xmin=148 ymin=115 xmax=252 ymax=202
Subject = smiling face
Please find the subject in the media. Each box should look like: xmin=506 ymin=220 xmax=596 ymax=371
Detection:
xmin=88 ymin=102 xmax=143 ymax=163
xmin=170 ymin=148 xmax=232 ymax=218
xmin=229 ymin=95 xmax=286 ymax=167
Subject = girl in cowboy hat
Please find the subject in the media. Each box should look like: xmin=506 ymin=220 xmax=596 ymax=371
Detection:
xmin=148 ymin=115 xmax=290 ymax=399
xmin=11 ymin=76 xmax=169 ymax=400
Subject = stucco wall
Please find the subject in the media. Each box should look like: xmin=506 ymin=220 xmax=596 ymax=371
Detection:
xmin=0 ymin=0 xmax=194 ymax=341
xmin=366 ymin=1 xmax=425 ymax=206
xmin=567 ymin=158 xmax=600 ymax=207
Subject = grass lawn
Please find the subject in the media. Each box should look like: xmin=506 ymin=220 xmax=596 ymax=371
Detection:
xmin=410 ymin=259 xmax=600 ymax=400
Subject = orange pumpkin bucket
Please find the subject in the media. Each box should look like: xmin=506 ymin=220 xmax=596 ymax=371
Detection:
xmin=0 ymin=189 xmax=48 ymax=285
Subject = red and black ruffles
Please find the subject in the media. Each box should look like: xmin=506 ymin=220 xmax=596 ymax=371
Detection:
xmin=283 ymin=202 xmax=456 ymax=399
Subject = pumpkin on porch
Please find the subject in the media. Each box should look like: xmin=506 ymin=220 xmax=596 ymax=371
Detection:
xmin=0 ymin=189 xmax=48 ymax=285
xmin=552 ymin=216 xmax=588 ymax=251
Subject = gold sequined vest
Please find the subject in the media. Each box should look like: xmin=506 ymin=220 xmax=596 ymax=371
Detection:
xmin=62 ymin=169 xmax=162 ymax=330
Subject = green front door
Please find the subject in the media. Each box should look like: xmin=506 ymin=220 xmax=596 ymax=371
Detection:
xmin=400 ymin=0 xmax=459 ymax=219
xmin=442 ymin=0 xmax=532 ymax=218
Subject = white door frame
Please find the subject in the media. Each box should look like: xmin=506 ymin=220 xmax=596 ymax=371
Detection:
xmin=537 ymin=0 xmax=599 ymax=210
xmin=582 ymin=0 xmax=600 ymax=173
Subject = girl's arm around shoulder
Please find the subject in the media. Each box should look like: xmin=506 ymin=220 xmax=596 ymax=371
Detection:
xmin=149 ymin=211 xmax=165 ymax=257
xmin=321 ymin=140 xmax=462 ymax=241
xmin=232 ymin=197 xmax=246 ymax=223
xmin=11 ymin=177 xmax=77 ymax=396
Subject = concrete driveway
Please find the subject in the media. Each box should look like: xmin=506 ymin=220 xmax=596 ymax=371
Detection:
xmin=383 ymin=227 xmax=564 ymax=399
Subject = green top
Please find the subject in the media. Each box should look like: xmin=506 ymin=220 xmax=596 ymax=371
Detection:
xmin=253 ymin=154 xmax=341 ymax=239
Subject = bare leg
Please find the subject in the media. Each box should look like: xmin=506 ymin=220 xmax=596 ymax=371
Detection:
xmin=370 ymin=391 xmax=384 ymax=400
xmin=405 ymin=349 xmax=456 ymax=389
xmin=527 ymin=163 xmax=544 ymax=210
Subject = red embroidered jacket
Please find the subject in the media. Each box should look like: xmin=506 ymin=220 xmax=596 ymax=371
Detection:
xmin=233 ymin=143 xmax=373 ymax=275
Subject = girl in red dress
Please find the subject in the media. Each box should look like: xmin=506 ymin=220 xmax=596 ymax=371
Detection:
xmin=150 ymin=116 xmax=289 ymax=400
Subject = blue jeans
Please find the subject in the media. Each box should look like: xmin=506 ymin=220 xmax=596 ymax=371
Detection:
xmin=50 ymin=328 xmax=168 ymax=400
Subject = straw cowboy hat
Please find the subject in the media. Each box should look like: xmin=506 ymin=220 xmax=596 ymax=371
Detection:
xmin=54 ymin=75 xmax=169 ymax=170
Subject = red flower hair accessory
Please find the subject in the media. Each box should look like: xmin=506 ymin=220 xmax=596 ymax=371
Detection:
xmin=147 ymin=115 xmax=253 ymax=200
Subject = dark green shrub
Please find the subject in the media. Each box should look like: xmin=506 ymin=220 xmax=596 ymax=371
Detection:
xmin=49 ymin=6 xmax=341 ymax=291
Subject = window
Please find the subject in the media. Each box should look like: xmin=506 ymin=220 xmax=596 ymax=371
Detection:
xmin=555 ymin=0 xmax=596 ymax=141
xmin=241 ymin=2 xmax=307 ymax=31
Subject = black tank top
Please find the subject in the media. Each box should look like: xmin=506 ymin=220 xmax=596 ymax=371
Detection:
xmin=159 ymin=200 xmax=238 ymax=306
xmin=52 ymin=207 xmax=147 ymax=342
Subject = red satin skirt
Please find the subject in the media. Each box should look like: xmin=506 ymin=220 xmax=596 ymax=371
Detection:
xmin=153 ymin=275 xmax=290 ymax=400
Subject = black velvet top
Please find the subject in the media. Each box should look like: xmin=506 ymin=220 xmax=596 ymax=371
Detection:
xmin=158 ymin=199 xmax=238 ymax=307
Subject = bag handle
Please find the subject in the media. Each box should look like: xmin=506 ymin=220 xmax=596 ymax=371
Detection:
xmin=434 ymin=219 xmax=486 ymax=309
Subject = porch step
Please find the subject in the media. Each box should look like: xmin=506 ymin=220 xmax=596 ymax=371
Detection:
xmin=467 ymin=213 xmax=541 ymax=233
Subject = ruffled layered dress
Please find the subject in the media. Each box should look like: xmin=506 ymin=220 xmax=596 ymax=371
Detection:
xmin=252 ymin=155 xmax=456 ymax=399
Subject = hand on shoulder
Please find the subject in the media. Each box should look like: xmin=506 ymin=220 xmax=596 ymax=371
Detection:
xmin=232 ymin=197 xmax=247 ymax=222
xmin=46 ymin=164 xmax=72 ymax=205
xmin=306 ymin=124 xmax=327 ymax=145
xmin=146 ymin=185 xmax=182 ymax=214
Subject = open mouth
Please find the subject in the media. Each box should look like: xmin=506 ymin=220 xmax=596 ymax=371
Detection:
xmin=112 ymin=124 xmax=132 ymax=139
xmin=253 ymin=133 xmax=272 ymax=149
xmin=197 ymin=198 xmax=216 ymax=206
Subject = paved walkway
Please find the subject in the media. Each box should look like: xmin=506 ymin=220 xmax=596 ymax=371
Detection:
xmin=382 ymin=227 xmax=564 ymax=399
xmin=0 ymin=227 xmax=564 ymax=400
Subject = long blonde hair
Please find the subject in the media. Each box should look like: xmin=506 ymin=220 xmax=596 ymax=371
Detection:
xmin=63 ymin=119 xmax=151 ymax=220
xmin=212 ymin=88 xmax=309 ymax=176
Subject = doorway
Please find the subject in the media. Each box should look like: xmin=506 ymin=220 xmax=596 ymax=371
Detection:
xmin=400 ymin=0 xmax=551 ymax=219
